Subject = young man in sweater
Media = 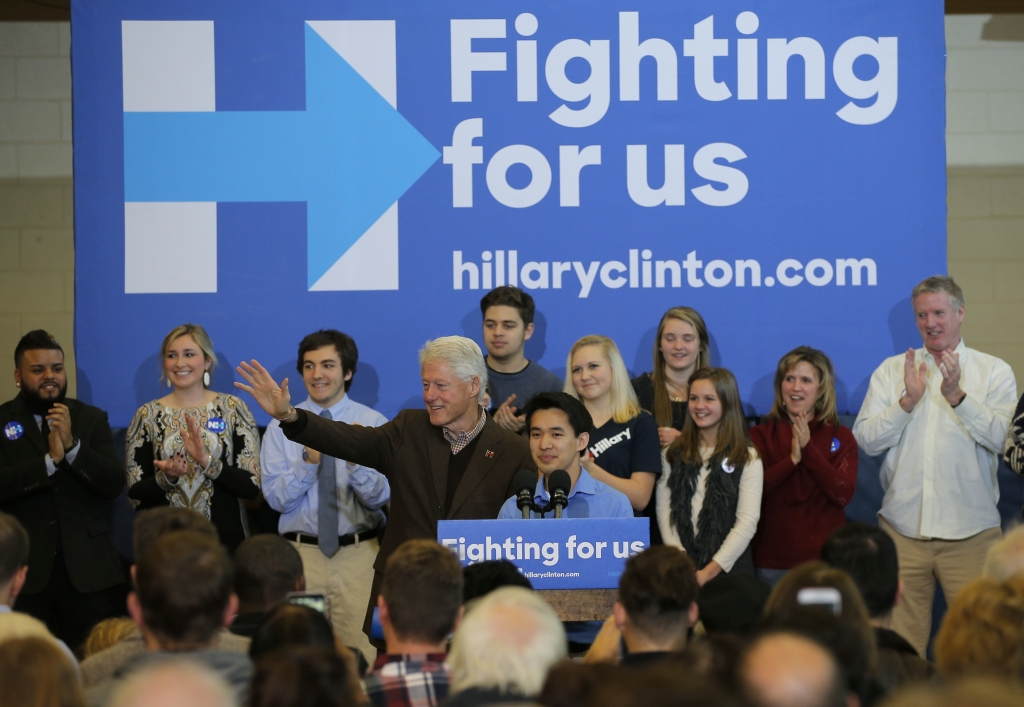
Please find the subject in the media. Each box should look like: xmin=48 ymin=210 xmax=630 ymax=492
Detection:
xmin=480 ymin=287 xmax=562 ymax=433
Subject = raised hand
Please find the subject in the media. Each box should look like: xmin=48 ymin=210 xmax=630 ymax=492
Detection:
xmin=790 ymin=411 xmax=810 ymax=465
xmin=46 ymin=403 xmax=74 ymax=451
xmin=900 ymin=348 xmax=927 ymax=413
xmin=494 ymin=394 xmax=525 ymax=432
xmin=938 ymin=350 xmax=965 ymax=405
xmin=235 ymin=360 xmax=292 ymax=419
xmin=154 ymin=452 xmax=188 ymax=480
xmin=182 ymin=414 xmax=211 ymax=468
xmin=658 ymin=427 xmax=682 ymax=447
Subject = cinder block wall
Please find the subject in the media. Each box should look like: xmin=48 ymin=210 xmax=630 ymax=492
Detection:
xmin=1 ymin=17 xmax=1022 ymax=406
xmin=0 ymin=22 xmax=75 ymax=400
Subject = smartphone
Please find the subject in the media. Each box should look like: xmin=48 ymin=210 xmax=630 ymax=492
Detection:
xmin=796 ymin=587 xmax=842 ymax=616
xmin=286 ymin=591 xmax=332 ymax=622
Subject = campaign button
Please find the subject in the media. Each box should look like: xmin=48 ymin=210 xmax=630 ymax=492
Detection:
xmin=831 ymin=437 xmax=841 ymax=453
xmin=4 ymin=421 xmax=25 ymax=441
xmin=205 ymin=417 xmax=226 ymax=433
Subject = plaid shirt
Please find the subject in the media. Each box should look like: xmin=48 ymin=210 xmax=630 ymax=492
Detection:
xmin=362 ymin=653 xmax=451 ymax=707
xmin=442 ymin=406 xmax=486 ymax=455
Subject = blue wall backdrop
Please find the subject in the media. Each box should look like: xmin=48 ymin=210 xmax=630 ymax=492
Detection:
xmin=71 ymin=0 xmax=946 ymax=426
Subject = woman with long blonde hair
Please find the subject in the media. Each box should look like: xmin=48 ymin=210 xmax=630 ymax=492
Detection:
xmin=749 ymin=347 xmax=857 ymax=586
xmin=657 ymin=367 xmax=762 ymax=585
xmin=565 ymin=336 xmax=661 ymax=512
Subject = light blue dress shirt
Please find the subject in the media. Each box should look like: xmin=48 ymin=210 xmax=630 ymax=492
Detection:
xmin=497 ymin=467 xmax=632 ymax=519
xmin=261 ymin=394 xmax=390 ymax=536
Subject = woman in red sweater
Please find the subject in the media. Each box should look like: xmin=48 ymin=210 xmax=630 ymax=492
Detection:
xmin=749 ymin=347 xmax=858 ymax=586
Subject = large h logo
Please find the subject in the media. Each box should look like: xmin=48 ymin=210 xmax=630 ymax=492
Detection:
xmin=122 ymin=20 xmax=439 ymax=293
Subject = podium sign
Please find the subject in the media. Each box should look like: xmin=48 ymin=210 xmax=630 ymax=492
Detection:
xmin=438 ymin=518 xmax=649 ymax=589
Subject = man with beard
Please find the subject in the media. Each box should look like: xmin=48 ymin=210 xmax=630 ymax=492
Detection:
xmin=0 ymin=330 xmax=125 ymax=649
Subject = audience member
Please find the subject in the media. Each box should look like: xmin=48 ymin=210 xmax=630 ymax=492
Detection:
xmin=750 ymin=347 xmax=858 ymax=586
xmin=631 ymin=307 xmax=711 ymax=448
xmin=498 ymin=392 xmax=631 ymax=519
xmin=1 ymin=330 xmax=125 ymax=648
xmin=446 ymin=586 xmax=566 ymax=707
xmin=821 ymin=523 xmax=934 ymax=691
xmin=237 ymin=337 xmax=532 ymax=644
xmin=126 ymin=324 xmax=262 ymax=554
xmin=0 ymin=512 xmax=77 ymax=663
xmin=589 ymin=664 xmax=741 ymax=707
xmin=933 ymin=574 xmax=1024 ymax=680
xmin=107 ymin=660 xmax=236 ymax=707
xmin=251 ymin=646 xmax=361 ymax=707
xmin=80 ymin=508 xmax=249 ymax=687
xmin=86 ymin=530 xmax=252 ymax=706
xmin=565 ymin=335 xmax=661 ymax=512
xmin=230 ymin=534 xmax=305 ymax=639
xmin=740 ymin=630 xmax=847 ymax=707
xmin=982 ymin=524 xmax=1024 ymax=581
xmin=585 ymin=546 xmax=699 ymax=665
xmin=854 ymin=275 xmax=1018 ymax=656
xmin=248 ymin=603 xmax=338 ymax=661
xmin=1005 ymin=391 xmax=1024 ymax=476
xmin=878 ymin=677 xmax=1024 ymax=707
xmin=658 ymin=367 xmax=763 ymax=584
xmin=261 ymin=329 xmax=389 ymax=660
xmin=695 ymin=572 xmax=771 ymax=638
xmin=362 ymin=540 xmax=464 ymax=707
xmin=82 ymin=618 xmax=137 ymax=659
xmin=538 ymin=662 xmax=608 ymax=707
xmin=462 ymin=561 xmax=532 ymax=605
xmin=0 ymin=636 xmax=85 ymax=707
xmin=480 ymin=287 xmax=563 ymax=433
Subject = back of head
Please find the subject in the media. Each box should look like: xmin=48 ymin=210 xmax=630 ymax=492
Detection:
xmin=591 ymin=665 xmax=742 ymax=707
xmin=462 ymin=560 xmax=532 ymax=604
xmin=109 ymin=659 xmax=235 ymax=707
xmin=381 ymin=540 xmax=463 ymax=644
xmin=696 ymin=572 xmax=771 ymax=637
xmin=0 ymin=636 xmax=84 ymax=707
xmin=82 ymin=617 xmax=138 ymax=658
xmin=233 ymin=534 xmax=304 ymax=611
xmin=741 ymin=630 xmax=847 ymax=707
xmin=539 ymin=662 xmax=608 ymax=707
xmin=251 ymin=646 xmax=359 ymax=707
xmin=0 ymin=511 xmax=30 ymax=588
xmin=449 ymin=586 xmax=566 ymax=696
xmin=133 ymin=507 xmax=218 ymax=560
xmin=618 ymin=546 xmax=698 ymax=646
xmin=134 ymin=530 xmax=234 ymax=648
xmin=878 ymin=677 xmax=1024 ymax=707
xmin=820 ymin=522 xmax=899 ymax=619
xmin=983 ymin=525 xmax=1024 ymax=582
xmin=934 ymin=575 xmax=1024 ymax=680
xmin=249 ymin=604 xmax=335 ymax=661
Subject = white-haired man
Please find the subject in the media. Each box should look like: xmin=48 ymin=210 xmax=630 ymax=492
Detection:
xmin=854 ymin=275 xmax=1017 ymax=656
xmin=446 ymin=586 xmax=566 ymax=707
xmin=236 ymin=336 xmax=533 ymax=645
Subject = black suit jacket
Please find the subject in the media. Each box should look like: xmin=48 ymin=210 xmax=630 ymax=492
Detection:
xmin=281 ymin=408 xmax=534 ymax=572
xmin=0 ymin=395 xmax=125 ymax=594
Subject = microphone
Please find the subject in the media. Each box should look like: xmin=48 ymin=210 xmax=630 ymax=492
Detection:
xmin=513 ymin=469 xmax=538 ymax=519
xmin=548 ymin=470 xmax=571 ymax=519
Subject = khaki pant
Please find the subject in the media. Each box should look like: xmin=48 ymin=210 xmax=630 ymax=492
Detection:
xmin=879 ymin=516 xmax=1001 ymax=657
xmin=294 ymin=536 xmax=379 ymax=664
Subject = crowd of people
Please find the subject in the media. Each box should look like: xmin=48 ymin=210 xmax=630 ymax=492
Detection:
xmin=2 ymin=274 xmax=1024 ymax=706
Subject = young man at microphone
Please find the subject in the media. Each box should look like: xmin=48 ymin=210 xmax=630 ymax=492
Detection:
xmin=498 ymin=393 xmax=632 ymax=519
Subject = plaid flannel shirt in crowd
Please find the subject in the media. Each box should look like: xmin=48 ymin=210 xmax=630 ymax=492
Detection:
xmin=362 ymin=653 xmax=451 ymax=707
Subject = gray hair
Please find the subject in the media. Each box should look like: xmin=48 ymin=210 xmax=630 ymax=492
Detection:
xmin=983 ymin=525 xmax=1024 ymax=582
xmin=911 ymin=275 xmax=964 ymax=311
xmin=419 ymin=336 xmax=488 ymax=404
xmin=448 ymin=586 xmax=566 ymax=696
xmin=110 ymin=660 xmax=236 ymax=707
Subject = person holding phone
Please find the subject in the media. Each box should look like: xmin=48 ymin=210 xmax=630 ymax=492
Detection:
xmin=126 ymin=324 xmax=261 ymax=553
xmin=657 ymin=367 xmax=763 ymax=586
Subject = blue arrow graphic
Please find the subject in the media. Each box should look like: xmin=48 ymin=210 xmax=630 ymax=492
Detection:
xmin=124 ymin=24 xmax=440 ymax=288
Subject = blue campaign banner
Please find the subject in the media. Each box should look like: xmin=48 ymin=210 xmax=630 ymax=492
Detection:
xmin=438 ymin=518 xmax=650 ymax=589
xmin=71 ymin=1 xmax=945 ymax=426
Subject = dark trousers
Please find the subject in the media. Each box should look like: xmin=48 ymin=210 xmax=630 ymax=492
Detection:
xmin=14 ymin=552 xmax=126 ymax=653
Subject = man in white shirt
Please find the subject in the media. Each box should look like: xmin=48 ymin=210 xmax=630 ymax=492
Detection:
xmin=261 ymin=330 xmax=389 ymax=662
xmin=854 ymin=276 xmax=1017 ymax=655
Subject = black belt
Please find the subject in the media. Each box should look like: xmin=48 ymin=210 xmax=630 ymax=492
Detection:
xmin=283 ymin=528 xmax=378 ymax=547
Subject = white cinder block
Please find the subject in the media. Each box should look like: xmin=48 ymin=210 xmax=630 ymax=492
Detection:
xmin=947 ymin=133 xmax=1024 ymax=167
xmin=944 ymin=15 xmax=990 ymax=50
xmin=0 ymin=145 xmax=16 ymax=178
xmin=58 ymin=22 xmax=70 ymax=57
xmin=990 ymin=92 xmax=1024 ymax=133
xmin=122 ymin=21 xmax=215 ymax=112
xmin=18 ymin=143 xmax=72 ymax=178
xmin=60 ymin=100 xmax=71 ymax=142
xmin=124 ymin=202 xmax=218 ymax=293
xmin=0 ymin=23 xmax=59 ymax=57
xmin=0 ymin=101 xmax=61 ymax=142
xmin=16 ymin=57 xmax=71 ymax=100
xmin=0 ymin=58 xmax=15 ymax=100
xmin=948 ymin=48 xmax=1024 ymax=92
xmin=946 ymin=91 xmax=989 ymax=134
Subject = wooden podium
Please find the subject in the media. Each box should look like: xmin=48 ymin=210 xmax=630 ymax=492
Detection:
xmin=537 ymin=588 xmax=617 ymax=621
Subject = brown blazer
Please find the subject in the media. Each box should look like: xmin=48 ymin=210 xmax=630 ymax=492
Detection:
xmin=280 ymin=407 xmax=534 ymax=572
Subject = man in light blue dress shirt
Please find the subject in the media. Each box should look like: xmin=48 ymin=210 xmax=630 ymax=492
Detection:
xmin=261 ymin=330 xmax=390 ymax=662
xmin=498 ymin=392 xmax=631 ymax=520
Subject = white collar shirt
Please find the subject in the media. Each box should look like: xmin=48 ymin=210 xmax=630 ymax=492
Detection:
xmin=853 ymin=339 xmax=1017 ymax=540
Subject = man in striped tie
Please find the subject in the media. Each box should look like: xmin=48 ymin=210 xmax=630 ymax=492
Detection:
xmin=261 ymin=330 xmax=390 ymax=664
